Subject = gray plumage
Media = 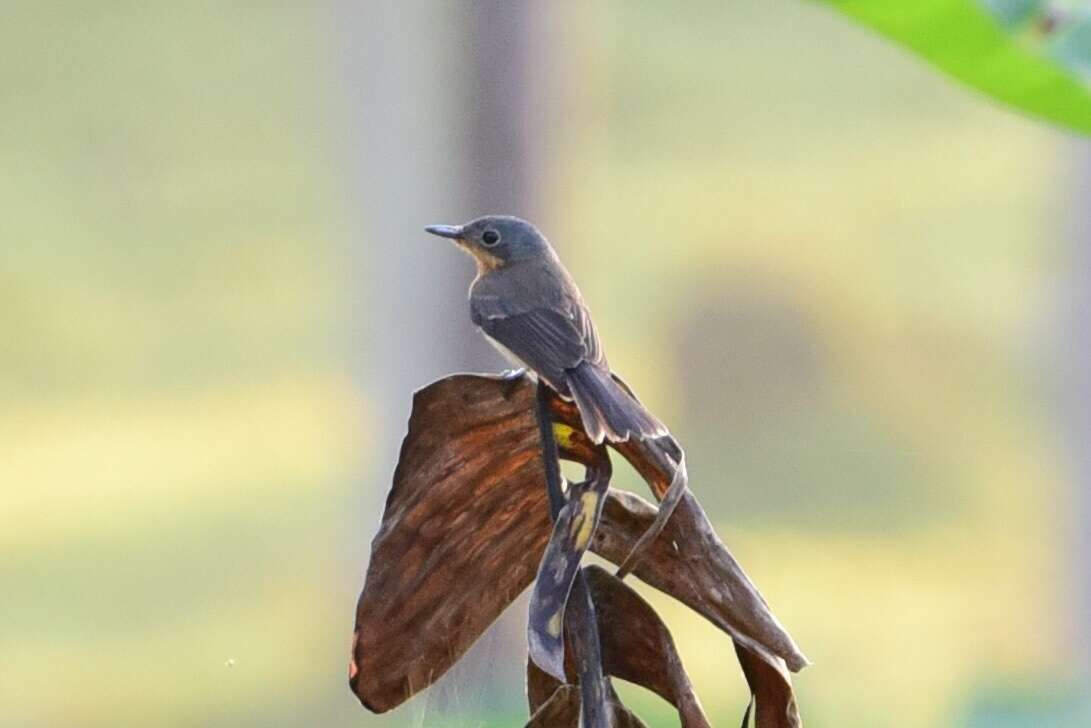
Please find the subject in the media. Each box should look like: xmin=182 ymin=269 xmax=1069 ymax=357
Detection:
xmin=425 ymin=215 xmax=668 ymax=444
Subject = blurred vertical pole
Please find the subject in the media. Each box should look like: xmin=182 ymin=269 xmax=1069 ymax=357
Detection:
xmin=464 ymin=2 xmax=549 ymax=219
xmin=331 ymin=0 xmax=561 ymax=716
xmin=1059 ymin=144 xmax=1091 ymax=678
xmin=333 ymin=1 xmax=482 ymax=426
xmin=332 ymin=0 xmax=556 ymax=442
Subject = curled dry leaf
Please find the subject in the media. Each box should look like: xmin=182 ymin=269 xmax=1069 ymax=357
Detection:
xmin=547 ymin=390 xmax=809 ymax=675
xmin=351 ymin=373 xmax=805 ymax=727
xmin=589 ymin=492 xmax=805 ymax=727
xmin=591 ymin=490 xmax=808 ymax=672
xmin=525 ymin=682 xmax=580 ymax=727
xmin=564 ymin=572 xmax=612 ymax=728
xmin=614 ymin=444 xmax=687 ymax=578
xmin=526 ymin=678 xmax=649 ymax=728
xmin=528 ymin=384 xmax=615 ymax=726
xmin=525 ymin=564 xmax=711 ymax=727
xmin=583 ymin=565 xmax=712 ymax=728
xmin=735 ymin=642 xmax=802 ymax=728
xmin=527 ymin=453 xmax=611 ymax=683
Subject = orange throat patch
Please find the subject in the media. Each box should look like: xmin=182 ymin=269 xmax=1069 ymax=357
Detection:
xmin=456 ymin=240 xmax=504 ymax=275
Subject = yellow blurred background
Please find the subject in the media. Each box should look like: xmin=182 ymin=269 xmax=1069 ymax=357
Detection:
xmin=3 ymin=2 xmax=1089 ymax=727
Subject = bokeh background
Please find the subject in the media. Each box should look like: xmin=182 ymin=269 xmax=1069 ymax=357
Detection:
xmin=4 ymin=2 xmax=1090 ymax=726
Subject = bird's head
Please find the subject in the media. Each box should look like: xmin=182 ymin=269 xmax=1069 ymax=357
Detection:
xmin=425 ymin=215 xmax=548 ymax=272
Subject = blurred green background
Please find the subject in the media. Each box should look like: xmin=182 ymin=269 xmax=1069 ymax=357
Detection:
xmin=3 ymin=2 xmax=1089 ymax=726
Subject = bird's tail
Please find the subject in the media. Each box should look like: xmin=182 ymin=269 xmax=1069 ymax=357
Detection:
xmin=565 ymin=362 xmax=669 ymax=444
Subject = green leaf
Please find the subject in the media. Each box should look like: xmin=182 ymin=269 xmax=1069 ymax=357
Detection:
xmin=818 ymin=0 xmax=1091 ymax=136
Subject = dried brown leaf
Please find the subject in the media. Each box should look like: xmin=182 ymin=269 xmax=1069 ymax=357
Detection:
xmin=351 ymin=374 xmax=805 ymax=727
xmin=736 ymin=642 xmax=802 ymax=728
xmin=527 ymin=462 xmax=611 ymax=682
xmin=584 ymin=565 xmax=712 ymax=728
xmin=349 ymin=375 xmax=550 ymax=712
xmin=589 ymin=490 xmax=809 ymax=673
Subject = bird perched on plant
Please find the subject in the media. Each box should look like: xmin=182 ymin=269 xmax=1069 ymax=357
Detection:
xmin=425 ymin=215 xmax=668 ymax=444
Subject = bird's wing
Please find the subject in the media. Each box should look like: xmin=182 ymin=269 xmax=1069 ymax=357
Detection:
xmin=473 ymin=299 xmax=604 ymax=388
xmin=574 ymin=300 xmax=604 ymax=367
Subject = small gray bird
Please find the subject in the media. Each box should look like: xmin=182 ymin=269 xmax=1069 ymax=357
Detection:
xmin=425 ymin=215 xmax=668 ymax=444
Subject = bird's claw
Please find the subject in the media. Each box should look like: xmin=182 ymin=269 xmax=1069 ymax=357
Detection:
xmin=501 ymin=367 xmax=526 ymax=382
xmin=500 ymin=367 xmax=527 ymax=397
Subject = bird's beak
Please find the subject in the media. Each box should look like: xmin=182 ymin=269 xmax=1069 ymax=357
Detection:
xmin=424 ymin=224 xmax=464 ymax=240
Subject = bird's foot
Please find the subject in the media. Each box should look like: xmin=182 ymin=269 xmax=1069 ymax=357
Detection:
xmin=499 ymin=367 xmax=527 ymax=397
xmin=501 ymin=367 xmax=526 ymax=382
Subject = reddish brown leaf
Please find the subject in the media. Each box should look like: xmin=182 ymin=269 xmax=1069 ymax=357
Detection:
xmin=588 ymin=492 xmax=804 ymax=727
xmin=547 ymin=390 xmax=809 ymax=673
xmin=584 ymin=565 xmax=712 ymax=728
xmin=351 ymin=373 xmax=806 ymax=727
xmin=525 ymin=565 xmax=708 ymax=728
xmin=736 ymin=642 xmax=802 ymax=728
xmin=527 ymin=664 xmax=648 ymax=728
xmin=589 ymin=490 xmax=809 ymax=673
xmin=350 ymin=375 xmax=552 ymax=712
xmin=526 ymin=683 xmax=580 ymax=727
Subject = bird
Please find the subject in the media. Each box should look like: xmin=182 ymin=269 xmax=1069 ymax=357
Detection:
xmin=425 ymin=215 xmax=668 ymax=444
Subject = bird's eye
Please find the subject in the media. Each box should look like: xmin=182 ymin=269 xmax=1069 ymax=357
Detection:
xmin=482 ymin=230 xmax=500 ymax=246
